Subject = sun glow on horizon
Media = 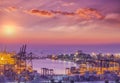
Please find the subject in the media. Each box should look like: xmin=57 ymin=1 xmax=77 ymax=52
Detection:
xmin=1 ymin=24 xmax=18 ymax=37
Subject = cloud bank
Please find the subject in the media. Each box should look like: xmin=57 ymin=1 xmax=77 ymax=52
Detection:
xmin=26 ymin=8 xmax=104 ymax=19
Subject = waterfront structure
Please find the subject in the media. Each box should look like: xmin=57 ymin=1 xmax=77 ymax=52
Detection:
xmin=0 ymin=45 xmax=39 ymax=82
xmin=41 ymin=68 xmax=54 ymax=76
xmin=48 ymin=50 xmax=120 ymax=75
xmin=0 ymin=49 xmax=15 ymax=75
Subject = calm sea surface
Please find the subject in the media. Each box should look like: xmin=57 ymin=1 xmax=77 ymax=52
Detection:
xmin=1 ymin=44 xmax=120 ymax=55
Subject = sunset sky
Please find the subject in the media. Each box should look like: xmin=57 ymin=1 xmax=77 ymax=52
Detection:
xmin=0 ymin=0 xmax=120 ymax=45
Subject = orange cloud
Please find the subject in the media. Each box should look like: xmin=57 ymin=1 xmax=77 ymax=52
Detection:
xmin=26 ymin=8 xmax=104 ymax=19
xmin=76 ymin=8 xmax=104 ymax=19
xmin=1 ymin=6 xmax=103 ymax=19
xmin=27 ymin=9 xmax=54 ymax=17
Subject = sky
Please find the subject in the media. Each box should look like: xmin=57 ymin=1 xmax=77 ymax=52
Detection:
xmin=0 ymin=0 xmax=120 ymax=45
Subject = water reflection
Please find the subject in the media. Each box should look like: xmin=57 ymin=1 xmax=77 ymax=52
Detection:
xmin=33 ymin=59 xmax=77 ymax=74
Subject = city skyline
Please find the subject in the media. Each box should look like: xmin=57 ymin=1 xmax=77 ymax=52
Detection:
xmin=0 ymin=0 xmax=120 ymax=45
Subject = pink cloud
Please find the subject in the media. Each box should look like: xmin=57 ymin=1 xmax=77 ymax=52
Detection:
xmin=62 ymin=2 xmax=75 ymax=7
xmin=105 ymin=13 xmax=120 ymax=20
xmin=4 ymin=6 xmax=18 ymax=12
